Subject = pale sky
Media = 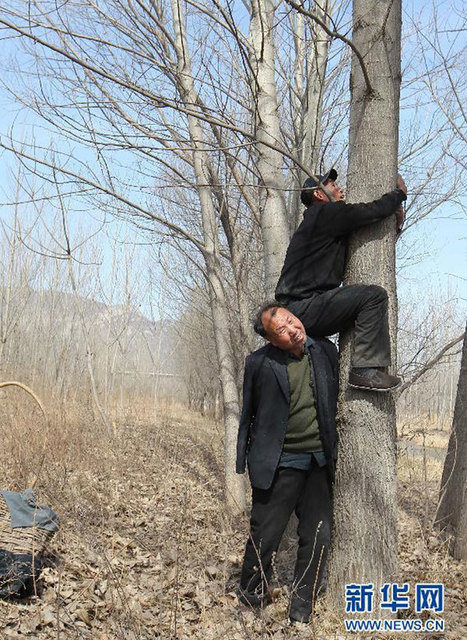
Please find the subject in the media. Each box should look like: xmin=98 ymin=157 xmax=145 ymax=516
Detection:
xmin=0 ymin=0 xmax=465 ymax=321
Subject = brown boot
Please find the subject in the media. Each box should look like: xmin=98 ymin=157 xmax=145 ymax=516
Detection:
xmin=349 ymin=368 xmax=401 ymax=391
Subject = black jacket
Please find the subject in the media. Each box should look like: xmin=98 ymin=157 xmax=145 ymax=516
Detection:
xmin=275 ymin=188 xmax=407 ymax=302
xmin=236 ymin=337 xmax=338 ymax=490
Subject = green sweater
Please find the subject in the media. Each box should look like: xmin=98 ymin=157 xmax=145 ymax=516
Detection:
xmin=283 ymin=351 xmax=321 ymax=452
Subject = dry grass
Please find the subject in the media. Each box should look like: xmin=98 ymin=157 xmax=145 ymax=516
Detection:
xmin=0 ymin=399 xmax=465 ymax=639
xmin=397 ymin=413 xmax=451 ymax=449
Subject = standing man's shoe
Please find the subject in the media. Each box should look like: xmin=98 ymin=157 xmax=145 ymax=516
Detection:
xmin=289 ymin=597 xmax=311 ymax=624
xmin=289 ymin=609 xmax=310 ymax=624
xmin=236 ymin=585 xmax=271 ymax=608
xmin=349 ymin=368 xmax=401 ymax=391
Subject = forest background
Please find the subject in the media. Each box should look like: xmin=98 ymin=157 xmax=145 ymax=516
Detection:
xmin=0 ymin=0 xmax=465 ymax=638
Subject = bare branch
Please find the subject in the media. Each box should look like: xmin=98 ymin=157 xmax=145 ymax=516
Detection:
xmin=284 ymin=0 xmax=374 ymax=95
xmin=398 ymin=332 xmax=466 ymax=394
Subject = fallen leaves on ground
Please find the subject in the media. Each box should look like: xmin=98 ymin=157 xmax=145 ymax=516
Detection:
xmin=0 ymin=411 xmax=465 ymax=639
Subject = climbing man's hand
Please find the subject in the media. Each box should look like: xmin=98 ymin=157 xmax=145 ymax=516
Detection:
xmin=395 ymin=174 xmax=407 ymax=233
xmin=396 ymin=174 xmax=407 ymax=195
xmin=395 ymin=205 xmax=405 ymax=232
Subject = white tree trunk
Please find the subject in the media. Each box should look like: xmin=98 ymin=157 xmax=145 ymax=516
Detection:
xmin=328 ymin=0 xmax=402 ymax=607
xmin=249 ymin=0 xmax=289 ymax=295
xmin=299 ymin=2 xmax=329 ymax=172
xmin=171 ymin=0 xmax=246 ymax=512
xmin=289 ymin=2 xmax=330 ymax=229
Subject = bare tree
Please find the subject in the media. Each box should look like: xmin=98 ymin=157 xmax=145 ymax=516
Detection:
xmin=0 ymin=0 xmax=342 ymax=511
xmin=285 ymin=1 xmax=333 ymax=230
xmin=248 ymin=0 xmax=289 ymax=294
xmin=328 ymin=0 xmax=403 ymax=605
xmin=1 ymin=0 xmax=464 ymax=526
xmin=434 ymin=323 xmax=467 ymax=560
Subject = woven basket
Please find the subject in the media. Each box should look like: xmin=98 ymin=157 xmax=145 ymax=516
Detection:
xmin=0 ymin=494 xmax=55 ymax=555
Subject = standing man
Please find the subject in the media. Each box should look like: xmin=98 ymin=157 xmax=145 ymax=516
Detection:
xmin=236 ymin=303 xmax=338 ymax=624
xmin=275 ymin=170 xmax=407 ymax=391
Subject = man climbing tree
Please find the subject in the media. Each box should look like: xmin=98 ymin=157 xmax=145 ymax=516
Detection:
xmin=276 ymin=169 xmax=407 ymax=391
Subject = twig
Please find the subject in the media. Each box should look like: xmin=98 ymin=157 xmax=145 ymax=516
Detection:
xmin=0 ymin=381 xmax=48 ymax=488
xmin=284 ymin=0 xmax=374 ymax=95
xmin=398 ymin=332 xmax=465 ymax=394
xmin=0 ymin=381 xmax=46 ymax=419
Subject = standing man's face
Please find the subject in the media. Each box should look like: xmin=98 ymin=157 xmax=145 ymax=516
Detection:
xmin=262 ymin=308 xmax=306 ymax=357
xmin=315 ymin=179 xmax=345 ymax=203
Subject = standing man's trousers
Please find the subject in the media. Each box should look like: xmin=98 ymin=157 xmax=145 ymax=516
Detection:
xmin=240 ymin=462 xmax=332 ymax=619
xmin=286 ymin=284 xmax=391 ymax=368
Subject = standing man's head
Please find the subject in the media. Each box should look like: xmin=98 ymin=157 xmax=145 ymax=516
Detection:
xmin=254 ymin=302 xmax=306 ymax=357
xmin=301 ymin=168 xmax=345 ymax=207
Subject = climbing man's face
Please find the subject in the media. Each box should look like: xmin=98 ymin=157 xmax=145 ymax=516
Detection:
xmin=262 ymin=308 xmax=306 ymax=357
xmin=316 ymin=179 xmax=345 ymax=203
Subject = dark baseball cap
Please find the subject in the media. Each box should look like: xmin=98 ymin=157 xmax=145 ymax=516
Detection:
xmin=302 ymin=168 xmax=338 ymax=190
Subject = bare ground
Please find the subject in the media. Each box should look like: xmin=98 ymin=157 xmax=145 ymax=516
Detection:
xmin=0 ymin=408 xmax=465 ymax=639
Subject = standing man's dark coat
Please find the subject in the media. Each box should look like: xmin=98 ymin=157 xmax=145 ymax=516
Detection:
xmin=236 ymin=335 xmax=338 ymax=489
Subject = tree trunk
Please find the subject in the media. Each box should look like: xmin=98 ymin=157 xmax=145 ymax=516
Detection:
xmin=249 ymin=0 xmax=289 ymax=296
xmin=289 ymin=2 xmax=330 ymax=230
xmin=434 ymin=324 xmax=467 ymax=559
xmin=328 ymin=0 xmax=402 ymax=607
xmin=171 ymin=0 xmax=246 ymax=512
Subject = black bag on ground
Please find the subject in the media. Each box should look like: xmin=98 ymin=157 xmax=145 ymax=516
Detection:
xmin=0 ymin=549 xmax=42 ymax=598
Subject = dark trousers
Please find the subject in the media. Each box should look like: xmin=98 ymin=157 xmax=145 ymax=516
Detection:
xmin=240 ymin=463 xmax=332 ymax=615
xmin=287 ymin=284 xmax=390 ymax=367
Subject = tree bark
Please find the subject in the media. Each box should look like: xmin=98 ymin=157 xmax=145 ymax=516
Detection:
xmin=249 ymin=0 xmax=289 ymax=296
xmin=289 ymin=2 xmax=330 ymax=230
xmin=328 ymin=0 xmax=402 ymax=608
xmin=434 ymin=323 xmax=467 ymax=560
xmin=171 ymin=0 xmax=246 ymax=512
